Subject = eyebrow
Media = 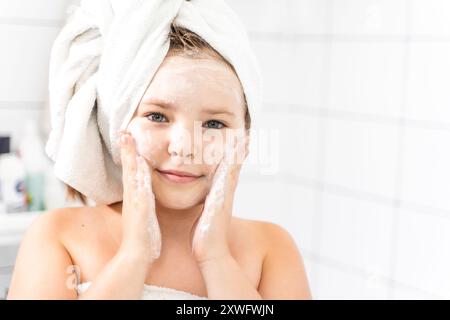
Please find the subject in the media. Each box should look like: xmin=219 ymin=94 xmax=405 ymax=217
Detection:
xmin=141 ymin=98 xmax=236 ymax=117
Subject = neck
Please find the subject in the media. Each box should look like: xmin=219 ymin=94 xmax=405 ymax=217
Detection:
xmin=108 ymin=200 xmax=204 ymax=246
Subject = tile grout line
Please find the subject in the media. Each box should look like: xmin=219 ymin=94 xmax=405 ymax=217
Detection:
xmin=241 ymin=171 xmax=445 ymax=298
xmin=262 ymin=103 xmax=450 ymax=133
xmin=242 ymin=172 xmax=450 ymax=224
xmin=302 ymin=249 xmax=442 ymax=299
xmin=308 ymin=0 xmax=335 ymax=298
xmin=250 ymin=31 xmax=450 ymax=44
xmin=0 ymin=101 xmax=46 ymax=109
xmin=0 ymin=16 xmax=64 ymax=28
xmin=386 ymin=0 xmax=413 ymax=300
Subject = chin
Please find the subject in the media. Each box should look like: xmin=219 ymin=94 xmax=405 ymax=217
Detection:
xmin=155 ymin=195 xmax=205 ymax=210
xmin=153 ymin=185 xmax=207 ymax=210
xmin=151 ymin=170 xmax=210 ymax=210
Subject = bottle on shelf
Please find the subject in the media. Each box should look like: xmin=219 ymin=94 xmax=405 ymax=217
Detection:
xmin=19 ymin=120 xmax=48 ymax=212
xmin=0 ymin=136 xmax=28 ymax=213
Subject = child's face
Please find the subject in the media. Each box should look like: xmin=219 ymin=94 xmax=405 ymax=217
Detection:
xmin=126 ymin=53 xmax=248 ymax=209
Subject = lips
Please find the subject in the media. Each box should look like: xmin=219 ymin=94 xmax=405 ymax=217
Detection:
xmin=156 ymin=169 xmax=202 ymax=183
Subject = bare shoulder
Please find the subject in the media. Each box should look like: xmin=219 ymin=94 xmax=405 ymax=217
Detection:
xmin=17 ymin=205 xmax=101 ymax=264
xmin=22 ymin=207 xmax=79 ymax=242
xmin=7 ymin=206 xmax=114 ymax=299
xmin=229 ymin=217 xmax=295 ymax=265
xmin=7 ymin=207 xmax=88 ymax=299
xmin=26 ymin=206 xmax=97 ymax=240
xmin=29 ymin=205 xmax=92 ymax=225
xmin=230 ymin=217 xmax=294 ymax=254
xmin=45 ymin=204 xmax=115 ymax=235
xmin=231 ymin=218 xmax=312 ymax=299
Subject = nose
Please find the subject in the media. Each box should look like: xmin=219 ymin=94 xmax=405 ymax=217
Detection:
xmin=167 ymin=122 xmax=197 ymax=164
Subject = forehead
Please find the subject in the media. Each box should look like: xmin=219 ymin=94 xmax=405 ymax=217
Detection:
xmin=142 ymin=55 xmax=244 ymax=105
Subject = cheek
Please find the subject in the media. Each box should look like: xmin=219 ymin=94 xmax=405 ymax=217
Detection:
xmin=127 ymin=119 xmax=163 ymax=165
xmin=202 ymin=133 xmax=227 ymax=166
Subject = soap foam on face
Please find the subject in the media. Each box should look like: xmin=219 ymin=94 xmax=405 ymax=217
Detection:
xmin=127 ymin=121 xmax=158 ymax=168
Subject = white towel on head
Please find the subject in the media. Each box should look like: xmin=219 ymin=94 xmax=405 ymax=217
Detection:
xmin=45 ymin=0 xmax=263 ymax=205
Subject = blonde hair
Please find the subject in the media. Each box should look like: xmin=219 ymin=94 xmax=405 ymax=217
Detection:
xmin=66 ymin=22 xmax=251 ymax=204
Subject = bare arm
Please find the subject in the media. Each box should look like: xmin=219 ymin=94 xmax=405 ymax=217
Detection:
xmin=7 ymin=210 xmax=151 ymax=300
xmin=257 ymin=223 xmax=312 ymax=299
xmin=77 ymin=248 xmax=150 ymax=299
xmin=199 ymin=254 xmax=263 ymax=300
xmin=79 ymin=132 xmax=161 ymax=299
xmin=198 ymin=222 xmax=311 ymax=300
xmin=8 ymin=132 xmax=161 ymax=300
xmin=7 ymin=210 xmax=78 ymax=299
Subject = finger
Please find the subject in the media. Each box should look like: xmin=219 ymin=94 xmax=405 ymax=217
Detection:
xmin=220 ymin=136 xmax=245 ymax=181
xmin=196 ymin=160 xmax=230 ymax=246
xmin=194 ymin=138 xmax=247 ymax=250
xmin=203 ymin=135 xmax=247 ymax=209
xmin=233 ymin=135 xmax=248 ymax=175
xmin=135 ymin=155 xmax=154 ymax=200
xmin=223 ymin=135 xmax=247 ymax=166
xmin=144 ymin=130 xmax=157 ymax=169
xmin=204 ymin=159 xmax=228 ymax=213
xmin=120 ymin=132 xmax=138 ymax=196
xmin=208 ymin=136 xmax=243 ymax=196
xmin=209 ymin=137 xmax=246 ymax=203
xmin=136 ymin=155 xmax=161 ymax=259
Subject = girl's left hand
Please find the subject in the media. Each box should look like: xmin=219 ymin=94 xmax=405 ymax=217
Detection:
xmin=191 ymin=135 xmax=249 ymax=266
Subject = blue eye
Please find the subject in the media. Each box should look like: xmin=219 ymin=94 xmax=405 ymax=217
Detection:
xmin=204 ymin=120 xmax=225 ymax=129
xmin=146 ymin=112 xmax=225 ymax=129
xmin=147 ymin=112 xmax=167 ymax=123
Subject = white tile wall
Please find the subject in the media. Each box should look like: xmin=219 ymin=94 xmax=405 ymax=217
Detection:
xmin=394 ymin=209 xmax=450 ymax=298
xmin=302 ymin=256 xmax=319 ymax=298
xmin=0 ymin=108 xmax=43 ymax=151
xmin=230 ymin=0 xmax=450 ymax=299
xmin=0 ymin=1 xmax=79 ymax=299
xmin=411 ymin=0 xmax=450 ymax=36
xmin=319 ymin=193 xmax=394 ymax=278
xmin=312 ymin=261 xmax=390 ymax=299
xmin=252 ymin=40 xmax=328 ymax=107
xmin=400 ymin=127 xmax=450 ymax=211
xmin=0 ymin=1 xmax=71 ymax=147
xmin=258 ymin=112 xmax=321 ymax=181
xmin=285 ymin=184 xmax=317 ymax=252
xmin=323 ymin=118 xmax=400 ymax=198
xmin=235 ymin=180 xmax=317 ymax=253
xmin=226 ymin=0 xmax=331 ymax=35
xmin=391 ymin=285 xmax=438 ymax=300
xmin=234 ymin=180 xmax=287 ymax=223
xmin=0 ymin=25 xmax=60 ymax=101
xmin=329 ymin=42 xmax=405 ymax=118
xmin=331 ymin=0 xmax=408 ymax=35
xmin=406 ymin=42 xmax=450 ymax=124
xmin=0 ymin=0 xmax=73 ymax=20
xmin=0 ymin=0 xmax=79 ymax=229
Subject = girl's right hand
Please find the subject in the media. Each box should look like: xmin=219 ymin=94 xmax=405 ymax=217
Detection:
xmin=118 ymin=131 xmax=161 ymax=263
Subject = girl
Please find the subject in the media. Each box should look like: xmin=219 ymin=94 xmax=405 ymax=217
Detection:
xmin=7 ymin=7 xmax=311 ymax=300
